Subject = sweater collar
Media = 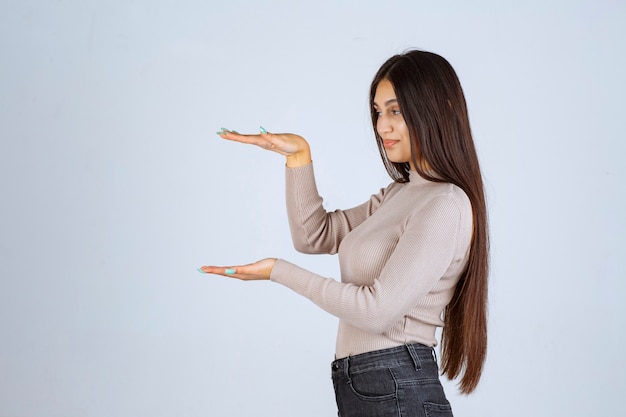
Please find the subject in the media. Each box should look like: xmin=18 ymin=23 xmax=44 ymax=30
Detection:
xmin=408 ymin=170 xmax=435 ymax=186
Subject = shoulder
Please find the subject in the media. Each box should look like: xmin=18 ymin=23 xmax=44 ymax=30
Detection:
xmin=410 ymin=182 xmax=472 ymax=222
xmin=439 ymin=183 xmax=471 ymax=212
xmin=370 ymin=179 xmax=407 ymax=204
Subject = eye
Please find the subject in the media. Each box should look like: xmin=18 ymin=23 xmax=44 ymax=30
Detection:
xmin=392 ymin=109 xmax=402 ymax=115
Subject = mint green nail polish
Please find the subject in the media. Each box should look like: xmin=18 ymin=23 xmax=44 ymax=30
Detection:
xmin=225 ymin=268 xmax=236 ymax=275
xmin=259 ymin=126 xmax=267 ymax=134
xmin=197 ymin=268 xmax=206 ymax=274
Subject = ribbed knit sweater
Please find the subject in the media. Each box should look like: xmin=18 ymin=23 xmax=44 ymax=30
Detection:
xmin=270 ymin=163 xmax=473 ymax=359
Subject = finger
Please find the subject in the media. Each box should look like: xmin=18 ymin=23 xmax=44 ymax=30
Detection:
xmin=198 ymin=265 xmax=252 ymax=281
xmin=217 ymin=127 xmax=266 ymax=139
xmin=218 ymin=129 xmax=277 ymax=150
xmin=245 ymin=131 xmax=295 ymax=155
xmin=217 ymin=129 xmax=260 ymax=143
xmin=197 ymin=265 xmax=237 ymax=276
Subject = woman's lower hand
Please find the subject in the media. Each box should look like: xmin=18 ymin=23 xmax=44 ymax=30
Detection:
xmin=197 ymin=258 xmax=277 ymax=281
xmin=217 ymin=127 xmax=312 ymax=167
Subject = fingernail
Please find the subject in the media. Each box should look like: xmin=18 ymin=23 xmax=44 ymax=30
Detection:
xmin=225 ymin=268 xmax=236 ymax=275
xmin=197 ymin=268 xmax=206 ymax=274
xmin=259 ymin=126 xmax=267 ymax=134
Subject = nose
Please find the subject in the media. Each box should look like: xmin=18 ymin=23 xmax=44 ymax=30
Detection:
xmin=377 ymin=115 xmax=392 ymax=134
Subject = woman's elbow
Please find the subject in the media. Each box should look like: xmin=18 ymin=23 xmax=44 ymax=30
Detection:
xmin=292 ymin=238 xmax=337 ymax=254
xmin=293 ymin=241 xmax=319 ymax=254
xmin=356 ymin=315 xmax=397 ymax=335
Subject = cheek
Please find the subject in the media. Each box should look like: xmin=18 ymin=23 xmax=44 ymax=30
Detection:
xmin=398 ymin=122 xmax=410 ymax=142
xmin=399 ymin=120 xmax=409 ymax=134
xmin=400 ymin=123 xmax=413 ymax=153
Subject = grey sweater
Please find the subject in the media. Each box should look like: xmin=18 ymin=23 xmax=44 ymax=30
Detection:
xmin=270 ymin=163 xmax=473 ymax=359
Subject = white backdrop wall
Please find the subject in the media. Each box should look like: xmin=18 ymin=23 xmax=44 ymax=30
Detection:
xmin=1 ymin=1 xmax=624 ymax=416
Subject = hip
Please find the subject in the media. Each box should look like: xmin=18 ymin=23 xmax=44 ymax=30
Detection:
xmin=331 ymin=344 xmax=453 ymax=417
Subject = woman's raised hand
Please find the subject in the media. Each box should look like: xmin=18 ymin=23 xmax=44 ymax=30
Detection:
xmin=197 ymin=258 xmax=277 ymax=281
xmin=217 ymin=127 xmax=312 ymax=167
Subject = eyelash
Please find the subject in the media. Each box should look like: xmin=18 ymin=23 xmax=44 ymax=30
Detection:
xmin=374 ymin=109 xmax=402 ymax=116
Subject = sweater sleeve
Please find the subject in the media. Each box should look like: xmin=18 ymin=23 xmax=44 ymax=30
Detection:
xmin=285 ymin=163 xmax=389 ymax=255
xmin=270 ymin=194 xmax=469 ymax=334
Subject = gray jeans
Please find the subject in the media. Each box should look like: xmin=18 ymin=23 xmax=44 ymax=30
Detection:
xmin=331 ymin=343 xmax=453 ymax=417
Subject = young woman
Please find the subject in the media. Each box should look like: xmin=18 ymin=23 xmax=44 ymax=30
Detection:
xmin=199 ymin=50 xmax=489 ymax=416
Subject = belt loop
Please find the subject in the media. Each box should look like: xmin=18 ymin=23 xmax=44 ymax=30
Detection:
xmin=431 ymin=347 xmax=438 ymax=363
xmin=344 ymin=357 xmax=351 ymax=383
xmin=405 ymin=344 xmax=422 ymax=371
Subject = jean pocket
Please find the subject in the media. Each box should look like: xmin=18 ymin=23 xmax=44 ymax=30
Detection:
xmin=424 ymin=401 xmax=453 ymax=417
xmin=348 ymin=366 xmax=397 ymax=400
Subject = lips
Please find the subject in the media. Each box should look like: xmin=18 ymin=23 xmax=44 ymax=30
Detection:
xmin=383 ymin=139 xmax=400 ymax=149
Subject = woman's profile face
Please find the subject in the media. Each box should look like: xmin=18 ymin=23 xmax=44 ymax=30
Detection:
xmin=373 ymin=79 xmax=414 ymax=170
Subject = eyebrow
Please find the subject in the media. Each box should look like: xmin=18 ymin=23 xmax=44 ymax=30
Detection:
xmin=373 ymin=98 xmax=398 ymax=107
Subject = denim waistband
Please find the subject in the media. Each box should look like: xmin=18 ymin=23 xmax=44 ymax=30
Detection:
xmin=331 ymin=343 xmax=436 ymax=373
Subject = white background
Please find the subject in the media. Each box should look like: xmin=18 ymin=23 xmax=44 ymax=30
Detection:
xmin=1 ymin=1 xmax=624 ymax=416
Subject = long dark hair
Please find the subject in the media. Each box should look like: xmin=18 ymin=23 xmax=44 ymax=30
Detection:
xmin=369 ymin=50 xmax=489 ymax=394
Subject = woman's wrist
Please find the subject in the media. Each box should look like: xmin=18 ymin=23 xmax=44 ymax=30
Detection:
xmin=286 ymin=147 xmax=312 ymax=167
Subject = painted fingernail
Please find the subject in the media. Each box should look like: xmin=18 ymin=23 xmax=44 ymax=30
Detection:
xmin=259 ymin=126 xmax=267 ymax=134
xmin=225 ymin=268 xmax=236 ymax=275
xmin=197 ymin=268 xmax=206 ymax=274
